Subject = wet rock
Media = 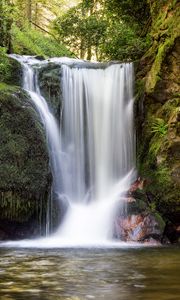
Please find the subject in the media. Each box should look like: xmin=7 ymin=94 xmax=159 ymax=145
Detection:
xmin=143 ymin=238 xmax=161 ymax=246
xmin=34 ymin=55 xmax=45 ymax=61
xmin=37 ymin=63 xmax=63 ymax=120
xmin=163 ymin=222 xmax=180 ymax=244
xmin=115 ymin=180 xmax=166 ymax=244
xmin=135 ymin=1 xmax=180 ymax=243
xmin=0 ymin=219 xmax=39 ymax=240
xmin=6 ymin=57 xmax=23 ymax=86
xmin=0 ymin=85 xmax=51 ymax=239
xmin=129 ymin=177 xmax=146 ymax=192
xmin=0 ymin=228 xmax=7 ymax=240
xmin=114 ymin=212 xmax=165 ymax=243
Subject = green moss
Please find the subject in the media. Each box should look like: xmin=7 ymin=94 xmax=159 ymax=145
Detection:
xmin=145 ymin=0 xmax=180 ymax=93
xmin=135 ymin=79 xmax=145 ymax=101
xmin=149 ymin=135 xmax=164 ymax=158
xmin=159 ymin=98 xmax=180 ymax=119
xmin=146 ymin=38 xmax=175 ymax=92
xmin=137 ymin=1 xmax=180 ymax=231
xmin=38 ymin=64 xmax=63 ymax=118
xmin=0 ymin=83 xmax=9 ymax=90
xmin=0 ymin=85 xmax=51 ymax=225
xmin=154 ymin=212 xmax=165 ymax=232
xmin=0 ymin=47 xmax=11 ymax=82
xmin=0 ymin=78 xmax=21 ymax=91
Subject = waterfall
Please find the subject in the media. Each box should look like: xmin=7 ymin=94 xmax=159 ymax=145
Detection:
xmin=57 ymin=63 xmax=136 ymax=244
xmin=9 ymin=56 xmax=136 ymax=247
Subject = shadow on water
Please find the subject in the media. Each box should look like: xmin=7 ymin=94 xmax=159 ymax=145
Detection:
xmin=0 ymin=246 xmax=179 ymax=300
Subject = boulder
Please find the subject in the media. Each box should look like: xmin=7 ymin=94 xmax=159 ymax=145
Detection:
xmin=37 ymin=63 xmax=63 ymax=120
xmin=114 ymin=212 xmax=164 ymax=243
xmin=0 ymin=84 xmax=51 ymax=239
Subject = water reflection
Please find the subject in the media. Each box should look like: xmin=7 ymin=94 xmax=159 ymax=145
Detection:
xmin=0 ymin=247 xmax=179 ymax=300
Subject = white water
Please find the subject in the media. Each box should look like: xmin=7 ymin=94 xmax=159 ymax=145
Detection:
xmin=10 ymin=55 xmax=62 ymax=197
xmin=5 ymin=56 xmax=136 ymax=247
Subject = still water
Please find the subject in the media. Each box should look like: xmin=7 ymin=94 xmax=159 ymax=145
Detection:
xmin=0 ymin=247 xmax=179 ymax=300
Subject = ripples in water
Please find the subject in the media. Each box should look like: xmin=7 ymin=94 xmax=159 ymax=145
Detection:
xmin=0 ymin=247 xmax=179 ymax=300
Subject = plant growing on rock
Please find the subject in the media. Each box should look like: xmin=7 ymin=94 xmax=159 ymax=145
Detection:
xmin=151 ymin=118 xmax=168 ymax=136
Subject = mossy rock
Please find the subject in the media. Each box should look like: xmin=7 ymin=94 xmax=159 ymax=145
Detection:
xmin=143 ymin=1 xmax=180 ymax=94
xmin=136 ymin=1 xmax=180 ymax=241
xmin=0 ymin=84 xmax=51 ymax=235
xmin=7 ymin=57 xmax=23 ymax=86
xmin=127 ymin=199 xmax=148 ymax=215
xmin=37 ymin=63 xmax=63 ymax=120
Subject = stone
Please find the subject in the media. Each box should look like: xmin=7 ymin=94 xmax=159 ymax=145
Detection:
xmin=0 ymin=84 xmax=51 ymax=239
xmin=135 ymin=1 xmax=180 ymax=243
xmin=114 ymin=213 xmax=165 ymax=243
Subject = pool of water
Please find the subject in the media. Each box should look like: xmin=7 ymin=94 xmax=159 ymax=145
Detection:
xmin=0 ymin=246 xmax=179 ymax=300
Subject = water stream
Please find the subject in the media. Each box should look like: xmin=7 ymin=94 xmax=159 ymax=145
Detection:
xmin=7 ymin=56 xmax=136 ymax=247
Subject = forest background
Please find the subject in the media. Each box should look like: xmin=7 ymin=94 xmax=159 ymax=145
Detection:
xmin=0 ymin=0 xmax=151 ymax=80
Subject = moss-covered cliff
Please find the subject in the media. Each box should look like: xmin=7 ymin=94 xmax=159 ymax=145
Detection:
xmin=0 ymin=84 xmax=51 ymax=239
xmin=37 ymin=63 xmax=63 ymax=120
xmin=136 ymin=0 xmax=180 ymax=242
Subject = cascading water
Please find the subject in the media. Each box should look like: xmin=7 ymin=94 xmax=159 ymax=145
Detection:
xmin=6 ymin=56 xmax=136 ymax=247
xmin=57 ymin=63 xmax=136 ymax=245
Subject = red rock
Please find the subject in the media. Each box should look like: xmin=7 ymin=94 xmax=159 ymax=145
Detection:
xmin=114 ymin=213 xmax=163 ymax=243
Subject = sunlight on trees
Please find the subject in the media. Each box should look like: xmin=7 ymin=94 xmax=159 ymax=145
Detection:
xmin=0 ymin=0 xmax=151 ymax=61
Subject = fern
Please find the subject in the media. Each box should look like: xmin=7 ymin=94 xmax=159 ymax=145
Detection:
xmin=151 ymin=118 xmax=168 ymax=136
xmin=11 ymin=25 xmax=73 ymax=58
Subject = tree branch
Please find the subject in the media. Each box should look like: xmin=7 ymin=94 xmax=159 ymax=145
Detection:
xmin=30 ymin=20 xmax=58 ymax=41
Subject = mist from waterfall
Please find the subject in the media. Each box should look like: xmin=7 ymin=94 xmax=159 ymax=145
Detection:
xmin=7 ymin=56 xmax=136 ymax=247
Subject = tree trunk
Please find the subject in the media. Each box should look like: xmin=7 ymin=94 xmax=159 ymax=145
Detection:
xmin=27 ymin=0 xmax=32 ymax=24
xmin=80 ymin=39 xmax=86 ymax=59
xmin=87 ymin=44 xmax=92 ymax=61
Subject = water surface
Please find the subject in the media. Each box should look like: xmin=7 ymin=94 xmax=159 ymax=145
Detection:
xmin=0 ymin=247 xmax=179 ymax=300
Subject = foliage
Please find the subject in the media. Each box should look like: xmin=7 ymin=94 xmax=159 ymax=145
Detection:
xmin=146 ymin=118 xmax=168 ymax=162
xmin=0 ymin=0 xmax=152 ymax=61
xmin=145 ymin=0 xmax=180 ymax=93
xmin=155 ymin=164 xmax=171 ymax=186
xmin=11 ymin=25 xmax=73 ymax=58
xmin=0 ymin=0 xmax=74 ymax=64
xmin=0 ymin=0 xmax=13 ymax=48
xmin=104 ymin=0 xmax=150 ymax=26
xmin=151 ymin=118 xmax=168 ymax=136
xmin=53 ymin=1 xmax=107 ymax=60
xmin=53 ymin=0 xmax=151 ymax=61
xmin=0 ymin=47 xmax=11 ymax=82
xmin=100 ymin=22 xmax=151 ymax=61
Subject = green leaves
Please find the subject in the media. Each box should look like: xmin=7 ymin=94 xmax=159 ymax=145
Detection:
xmin=0 ymin=47 xmax=11 ymax=82
xmin=53 ymin=0 xmax=150 ymax=61
xmin=11 ymin=25 xmax=73 ymax=58
xmin=151 ymin=118 xmax=168 ymax=136
xmin=54 ymin=2 xmax=107 ymax=60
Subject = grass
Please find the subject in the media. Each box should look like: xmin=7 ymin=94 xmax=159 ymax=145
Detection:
xmin=11 ymin=25 xmax=73 ymax=58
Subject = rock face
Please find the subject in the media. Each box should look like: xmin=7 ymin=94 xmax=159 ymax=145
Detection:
xmin=136 ymin=0 xmax=180 ymax=242
xmin=114 ymin=181 xmax=166 ymax=244
xmin=0 ymin=84 xmax=51 ymax=239
xmin=37 ymin=63 xmax=63 ymax=120
xmin=114 ymin=214 xmax=163 ymax=244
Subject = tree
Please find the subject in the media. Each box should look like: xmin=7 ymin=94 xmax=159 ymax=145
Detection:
xmin=0 ymin=0 xmax=13 ymax=50
xmin=104 ymin=0 xmax=150 ymax=26
xmin=53 ymin=0 xmax=107 ymax=60
xmin=53 ymin=0 xmax=151 ymax=61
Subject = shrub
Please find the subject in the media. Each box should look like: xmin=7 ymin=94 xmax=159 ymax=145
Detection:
xmin=11 ymin=25 xmax=73 ymax=58
xmin=0 ymin=47 xmax=11 ymax=82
